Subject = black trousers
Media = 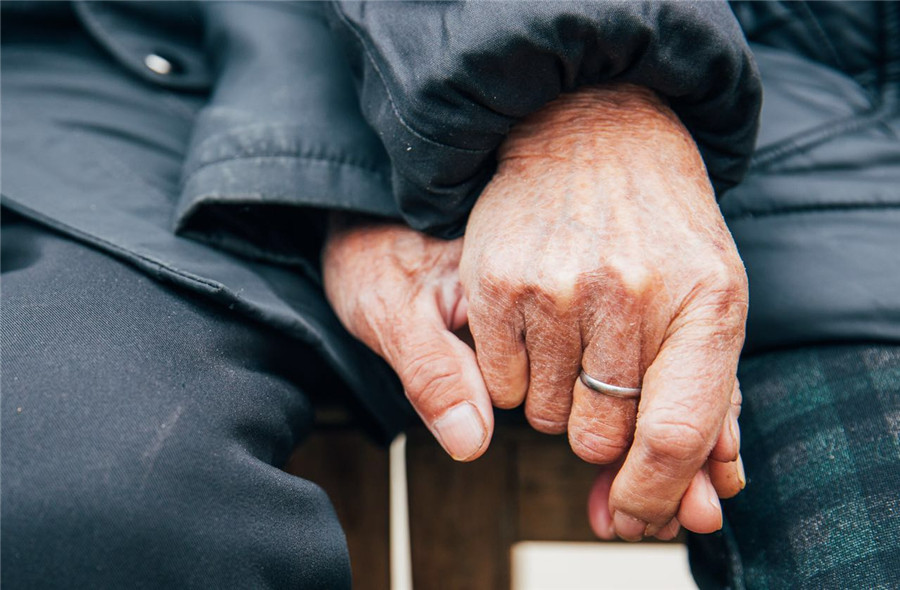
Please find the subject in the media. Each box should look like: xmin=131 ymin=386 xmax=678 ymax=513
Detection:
xmin=1 ymin=211 xmax=352 ymax=589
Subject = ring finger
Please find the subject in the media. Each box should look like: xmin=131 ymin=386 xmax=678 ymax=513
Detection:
xmin=568 ymin=326 xmax=644 ymax=465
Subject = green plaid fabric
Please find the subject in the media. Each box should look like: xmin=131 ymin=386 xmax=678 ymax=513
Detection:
xmin=689 ymin=344 xmax=900 ymax=590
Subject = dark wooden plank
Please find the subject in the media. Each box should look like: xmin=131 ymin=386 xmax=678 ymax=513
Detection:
xmin=284 ymin=429 xmax=390 ymax=590
xmin=406 ymin=427 xmax=517 ymax=590
xmin=286 ymin=416 xmax=684 ymax=590
xmin=514 ymin=433 xmax=600 ymax=542
xmin=513 ymin=427 xmax=686 ymax=545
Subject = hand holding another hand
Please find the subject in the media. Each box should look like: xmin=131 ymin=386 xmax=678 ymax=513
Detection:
xmin=460 ymin=84 xmax=747 ymax=539
xmin=323 ymin=84 xmax=748 ymax=542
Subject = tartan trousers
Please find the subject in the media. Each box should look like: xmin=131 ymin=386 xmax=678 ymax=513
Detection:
xmin=690 ymin=344 xmax=900 ymax=589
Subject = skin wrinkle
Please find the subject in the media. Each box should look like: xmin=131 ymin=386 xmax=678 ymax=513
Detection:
xmin=522 ymin=313 xmax=580 ymax=429
xmin=465 ymin=272 xmax=528 ymax=405
xmin=632 ymin=432 xmax=712 ymax=488
xmin=570 ymin=427 xmax=633 ymax=464
xmin=400 ymin=347 xmax=461 ymax=404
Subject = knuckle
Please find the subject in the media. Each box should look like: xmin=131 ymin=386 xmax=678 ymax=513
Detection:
xmin=602 ymin=255 xmax=657 ymax=298
xmin=526 ymin=414 xmax=568 ymax=434
xmin=399 ymin=349 xmax=461 ymax=406
xmin=617 ymin=264 xmax=656 ymax=298
xmin=539 ymin=267 xmax=581 ymax=308
xmin=731 ymin=383 xmax=743 ymax=407
xmin=638 ymin=417 xmax=709 ymax=465
xmin=680 ymin=275 xmax=749 ymax=348
xmin=491 ymin=391 xmax=523 ymax=410
xmin=470 ymin=277 xmax=518 ymax=320
xmin=476 ymin=257 xmax=518 ymax=294
xmin=525 ymin=380 xmax=573 ymax=422
xmin=698 ymin=261 xmax=748 ymax=310
xmin=714 ymin=442 xmax=740 ymax=464
xmin=611 ymin=488 xmax=680 ymax=528
xmin=569 ymin=427 xmax=629 ymax=464
xmin=524 ymin=389 xmax=571 ymax=434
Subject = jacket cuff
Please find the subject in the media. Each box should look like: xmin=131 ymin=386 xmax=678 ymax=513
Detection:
xmin=176 ymin=150 xmax=394 ymax=268
xmin=174 ymin=2 xmax=398 ymax=266
xmin=328 ymin=0 xmax=762 ymax=238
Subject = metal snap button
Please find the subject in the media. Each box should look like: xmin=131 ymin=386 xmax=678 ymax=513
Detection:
xmin=144 ymin=53 xmax=173 ymax=75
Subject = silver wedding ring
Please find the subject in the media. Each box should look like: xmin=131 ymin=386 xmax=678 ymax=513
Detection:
xmin=579 ymin=370 xmax=642 ymax=399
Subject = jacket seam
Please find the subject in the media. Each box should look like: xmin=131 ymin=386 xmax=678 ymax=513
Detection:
xmin=182 ymin=153 xmax=391 ymax=187
xmin=750 ymin=4 xmax=899 ymax=171
xmin=327 ymin=2 xmax=491 ymax=156
xmin=724 ymin=202 xmax=900 ymax=222
xmin=0 ymin=197 xmax=225 ymax=292
xmin=796 ymin=1 xmax=848 ymax=75
xmin=184 ymin=118 xmax=390 ymax=174
xmin=749 ymin=108 xmax=895 ymax=171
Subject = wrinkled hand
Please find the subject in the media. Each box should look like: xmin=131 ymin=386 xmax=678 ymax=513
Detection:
xmin=459 ymin=85 xmax=747 ymax=540
xmin=323 ymin=216 xmax=493 ymax=461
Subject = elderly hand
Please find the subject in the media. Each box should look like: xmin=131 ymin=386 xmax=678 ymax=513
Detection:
xmin=323 ymin=215 xmax=494 ymax=461
xmin=459 ymin=84 xmax=747 ymax=540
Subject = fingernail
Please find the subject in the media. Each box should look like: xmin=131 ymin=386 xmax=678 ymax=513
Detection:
xmin=736 ymin=455 xmax=746 ymax=489
xmin=432 ymin=402 xmax=487 ymax=461
xmin=612 ymin=512 xmax=647 ymax=541
xmin=705 ymin=474 xmax=723 ymax=529
xmin=729 ymin=415 xmax=741 ymax=454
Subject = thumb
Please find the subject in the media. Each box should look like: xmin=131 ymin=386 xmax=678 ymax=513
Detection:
xmin=381 ymin=295 xmax=494 ymax=462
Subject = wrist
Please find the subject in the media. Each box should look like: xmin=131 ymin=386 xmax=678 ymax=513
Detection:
xmin=499 ymin=84 xmax=693 ymax=164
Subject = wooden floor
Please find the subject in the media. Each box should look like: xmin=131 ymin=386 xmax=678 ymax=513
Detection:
xmin=285 ymin=414 xmax=682 ymax=590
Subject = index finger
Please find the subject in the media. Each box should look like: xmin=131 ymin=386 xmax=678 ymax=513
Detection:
xmin=608 ymin=295 xmax=746 ymax=539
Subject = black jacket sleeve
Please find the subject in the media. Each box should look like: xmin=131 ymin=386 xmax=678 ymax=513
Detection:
xmin=174 ymin=1 xmax=398 ymax=265
xmin=326 ymin=0 xmax=763 ymax=238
